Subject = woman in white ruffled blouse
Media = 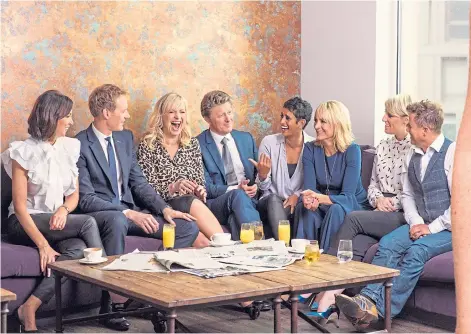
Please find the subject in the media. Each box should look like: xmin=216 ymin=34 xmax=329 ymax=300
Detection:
xmin=1 ymin=90 xmax=104 ymax=332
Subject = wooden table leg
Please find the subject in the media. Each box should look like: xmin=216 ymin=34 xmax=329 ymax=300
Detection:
xmin=166 ymin=309 xmax=177 ymax=333
xmin=1 ymin=301 xmax=8 ymax=334
xmin=384 ymin=279 xmax=393 ymax=332
xmin=290 ymin=293 xmax=299 ymax=333
xmin=55 ymin=273 xmax=63 ymax=333
xmin=273 ymin=295 xmax=282 ymax=333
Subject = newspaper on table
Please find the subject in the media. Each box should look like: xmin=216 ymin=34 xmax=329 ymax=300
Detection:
xmin=101 ymin=252 xmax=167 ymax=272
xmin=182 ymin=264 xmax=283 ymax=279
xmin=153 ymin=250 xmax=224 ymax=271
xmin=101 ymin=239 xmax=304 ymax=278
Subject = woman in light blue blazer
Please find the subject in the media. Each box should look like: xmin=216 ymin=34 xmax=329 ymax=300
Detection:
xmin=252 ymin=97 xmax=314 ymax=239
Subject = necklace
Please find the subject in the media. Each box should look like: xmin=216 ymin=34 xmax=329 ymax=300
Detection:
xmin=324 ymin=148 xmax=338 ymax=195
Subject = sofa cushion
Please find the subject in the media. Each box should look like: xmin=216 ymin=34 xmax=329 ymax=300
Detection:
xmin=363 ymin=243 xmax=454 ymax=284
xmin=1 ymin=241 xmax=41 ymax=277
xmin=360 ymin=146 xmax=375 ymax=191
xmin=124 ymin=235 xmax=162 ymax=253
xmin=1 ymin=161 xmax=13 ymax=233
xmin=420 ymin=251 xmax=454 ymax=283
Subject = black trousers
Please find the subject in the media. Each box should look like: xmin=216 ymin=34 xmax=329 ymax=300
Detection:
xmin=257 ymin=194 xmax=292 ymax=239
xmin=327 ymin=210 xmax=407 ymax=261
xmin=7 ymin=213 xmax=103 ymax=303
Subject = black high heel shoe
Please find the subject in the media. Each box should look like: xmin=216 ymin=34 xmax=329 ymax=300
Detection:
xmin=13 ymin=309 xmax=39 ymax=333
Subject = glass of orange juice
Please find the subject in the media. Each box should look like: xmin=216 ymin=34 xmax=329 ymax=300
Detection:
xmin=240 ymin=223 xmax=255 ymax=244
xmin=163 ymin=224 xmax=175 ymax=250
xmin=278 ymin=220 xmax=290 ymax=246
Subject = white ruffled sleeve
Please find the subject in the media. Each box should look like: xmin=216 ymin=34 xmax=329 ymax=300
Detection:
xmin=1 ymin=139 xmax=44 ymax=184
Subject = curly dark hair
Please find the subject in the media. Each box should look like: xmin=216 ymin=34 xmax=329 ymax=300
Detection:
xmin=88 ymin=84 xmax=127 ymax=117
xmin=406 ymin=100 xmax=444 ymax=133
xmin=200 ymin=90 xmax=232 ymax=118
xmin=283 ymin=96 xmax=313 ymax=129
xmin=27 ymin=90 xmax=73 ymax=141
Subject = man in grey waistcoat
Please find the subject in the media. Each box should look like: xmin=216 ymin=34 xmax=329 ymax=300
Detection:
xmin=335 ymin=100 xmax=455 ymax=330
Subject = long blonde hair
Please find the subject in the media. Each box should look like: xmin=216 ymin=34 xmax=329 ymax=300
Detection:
xmin=314 ymin=100 xmax=354 ymax=152
xmin=143 ymin=92 xmax=191 ymax=149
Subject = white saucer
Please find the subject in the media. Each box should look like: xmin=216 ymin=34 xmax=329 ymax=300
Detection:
xmin=79 ymin=257 xmax=108 ymax=265
xmin=287 ymin=247 xmax=305 ymax=254
xmin=209 ymin=240 xmax=237 ymax=247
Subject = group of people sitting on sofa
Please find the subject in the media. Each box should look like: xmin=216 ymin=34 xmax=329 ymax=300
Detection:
xmin=2 ymin=84 xmax=453 ymax=332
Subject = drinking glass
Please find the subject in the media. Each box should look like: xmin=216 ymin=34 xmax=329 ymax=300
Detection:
xmin=163 ymin=224 xmax=175 ymax=250
xmin=240 ymin=223 xmax=255 ymax=244
xmin=305 ymin=240 xmax=320 ymax=263
xmin=278 ymin=220 xmax=290 ymax=247
xmin=251 ymin=221 xmax=265 ymax=240
xmin=337 ymin=239 xmax=353 ymax=263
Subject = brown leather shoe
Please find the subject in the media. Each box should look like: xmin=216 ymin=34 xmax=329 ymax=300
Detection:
xmin=335 ymin=294 xmax=378 ymax=330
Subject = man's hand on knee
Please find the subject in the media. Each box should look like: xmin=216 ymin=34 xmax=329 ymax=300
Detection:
xmin=124 ymin=210 xmax=159 ymax=234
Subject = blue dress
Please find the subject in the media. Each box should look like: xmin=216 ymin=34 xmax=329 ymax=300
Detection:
xmin=295 ymin=142 xmax=369 ymax=250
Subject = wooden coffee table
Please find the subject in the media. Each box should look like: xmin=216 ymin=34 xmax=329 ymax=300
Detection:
xmin=49 ymin=254 xmax=399 ymax=333
xmin=49 ymin=257 xmax=289 ymax=333
xmin=0 ymin=288 xmax=16 ymax=333
xmin=253 ymin=254 xmax=400 ymax=333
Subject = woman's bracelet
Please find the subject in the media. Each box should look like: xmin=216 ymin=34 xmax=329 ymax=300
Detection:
xmin=60 ymin=205 xmax=70 ymax=214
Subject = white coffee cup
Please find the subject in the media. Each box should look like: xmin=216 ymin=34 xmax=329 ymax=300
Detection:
xmin=210 ymin=233 xmax=232 ymax=244
xmin=291 ymin=239 xmax=310 ymax=252
xmin=83 ymin=247 xmax=103 ymax=261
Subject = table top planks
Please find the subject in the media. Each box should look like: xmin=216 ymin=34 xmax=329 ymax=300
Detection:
xmin=253 ymin=254 xmax=399 ymax=292
xmin=48 ymin=257 xmax=288 ymax=308
xmin=0 ymin=288 xmax=16 ymax=302
xmin=48 ymin=254 xmax=399 ymax=308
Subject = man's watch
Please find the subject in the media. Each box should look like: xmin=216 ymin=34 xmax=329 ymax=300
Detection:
xmin=60 ymin=205 xmax=71 ymax=214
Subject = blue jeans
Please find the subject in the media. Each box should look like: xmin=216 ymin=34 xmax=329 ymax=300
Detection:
xmin=361 ymin=224 xmax=452 ymax=318
xmin=207 ymin=189 xmax=261 ymax=240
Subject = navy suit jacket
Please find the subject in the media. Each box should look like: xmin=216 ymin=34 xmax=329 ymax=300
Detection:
xmin=197 ymin=129 xmax=258 ymax=199
xmin=76 ymin=125 xmax=168 ymax=215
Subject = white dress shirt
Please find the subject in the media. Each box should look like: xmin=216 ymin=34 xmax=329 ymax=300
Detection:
xmin=210 ymin=131 xmax=246 ymax=192
xmin=92 ymin=124 xmax=124 ymax=199
xmin=401 ymin=134 xmax=455 ymax=233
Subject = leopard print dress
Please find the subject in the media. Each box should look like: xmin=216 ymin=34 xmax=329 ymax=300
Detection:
xmin=137 ymin=137 xmax=205 ymax=202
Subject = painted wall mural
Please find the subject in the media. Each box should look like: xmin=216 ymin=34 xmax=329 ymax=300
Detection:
xmin=1 ymin=1 xmax=300 ymax=151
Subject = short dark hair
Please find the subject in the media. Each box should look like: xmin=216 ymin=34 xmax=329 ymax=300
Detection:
xmin=89 ymin=84 xmax=127 ymax=117
xmin=27 ymin=90 xmax=73 ymax=141
xmin=200 ymin=90 xmax=232 ymax=118
xmin=283 ymin=96 xmax=313 ymax=129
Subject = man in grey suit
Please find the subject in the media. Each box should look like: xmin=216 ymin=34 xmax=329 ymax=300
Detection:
xmin=76 ymin=84 xmax=199 ymax=331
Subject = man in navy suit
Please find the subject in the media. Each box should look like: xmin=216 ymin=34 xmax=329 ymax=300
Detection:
xmin=197 ymin=90 xmax=261 ymax=240
xmin=76 ymin=84 xmax=199 ymax=331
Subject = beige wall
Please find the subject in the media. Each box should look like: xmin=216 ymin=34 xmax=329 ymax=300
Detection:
xmin=301 ymin=1 xmax=378 ymax=145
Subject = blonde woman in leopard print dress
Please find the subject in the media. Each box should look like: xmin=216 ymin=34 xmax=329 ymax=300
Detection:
xmin=138 ymin=93 xmax=223 ymax=247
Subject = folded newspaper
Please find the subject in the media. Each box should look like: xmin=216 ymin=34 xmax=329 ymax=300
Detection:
xmin=101 ymin=239 xmax=303 ymax=278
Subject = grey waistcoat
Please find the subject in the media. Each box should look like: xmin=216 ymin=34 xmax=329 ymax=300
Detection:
xmin=408 ymin=138 xmax=452 ymax=223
